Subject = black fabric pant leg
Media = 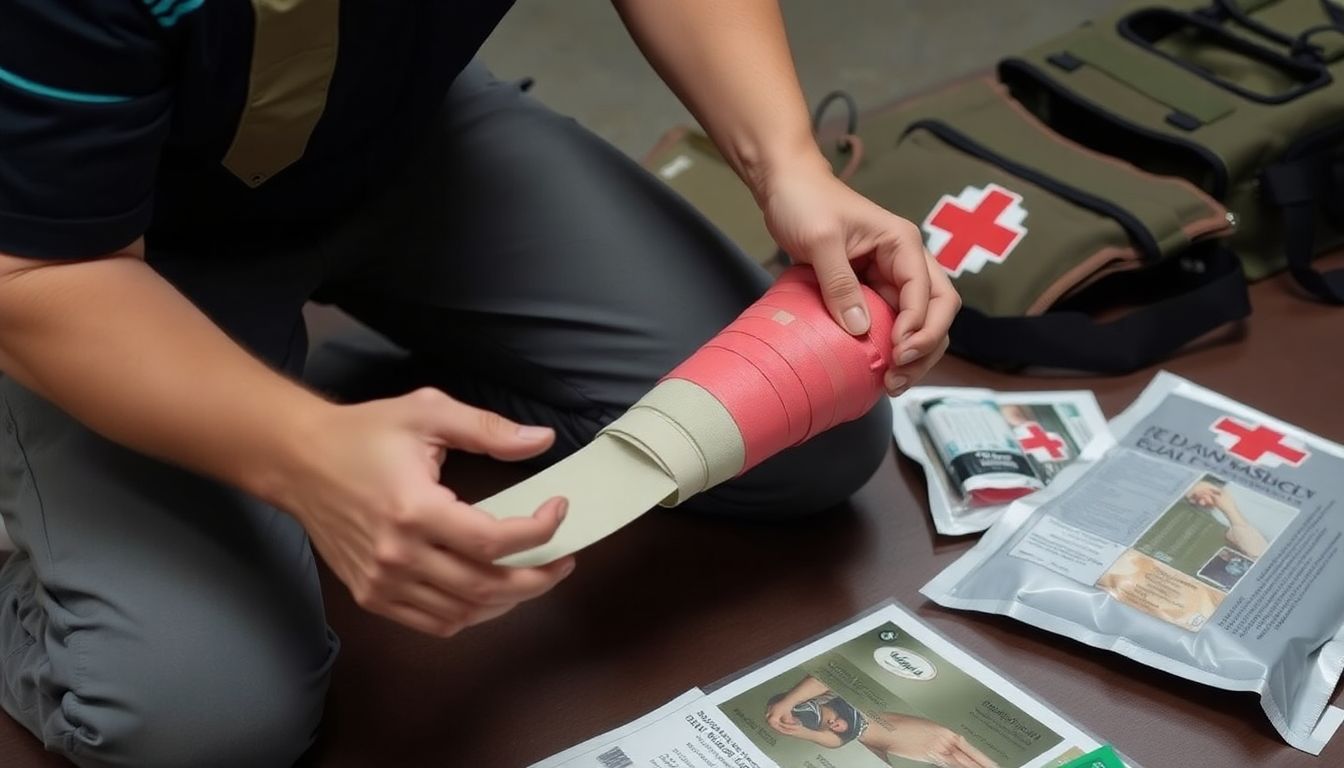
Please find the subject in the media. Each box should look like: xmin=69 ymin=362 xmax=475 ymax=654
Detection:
xmin=317 ymin=61 xmax=892 ymax=519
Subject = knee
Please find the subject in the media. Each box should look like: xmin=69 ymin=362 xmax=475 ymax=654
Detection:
xmin=64 ymin=631 xmax=336 ymax=768
xmin=688 ymin=397 xmax=893 ymax=519
xmin=774 ymin=397 xmax=894 ymax=514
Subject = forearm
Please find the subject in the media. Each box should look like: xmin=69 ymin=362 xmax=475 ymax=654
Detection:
xmin=0 ymin=249 xmax=329 ymax=505
xmin=614 ymin=0 xmax=825 ymax=197
xmin=779 ymin=675 xmax=831 ymax=708
xmin=1217 ymin=498 xmax=1248 ymax=526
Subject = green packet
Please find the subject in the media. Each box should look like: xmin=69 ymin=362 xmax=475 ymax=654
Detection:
xmin=1060 ymin=744 xmax=1124 ymax=768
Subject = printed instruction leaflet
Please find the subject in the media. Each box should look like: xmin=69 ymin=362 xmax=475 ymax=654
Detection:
xmin=534 ymin=603 xmax=1129 ymax=768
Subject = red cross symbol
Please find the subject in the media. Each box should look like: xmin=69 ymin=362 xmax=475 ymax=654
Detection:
xmin=1016 ymin=422 xmax=1067 ymax=461
xmin=1211 ymin=417 xmax=1309 ymax=467
xmin=922 ymin=183 xmax=1028 ymax=278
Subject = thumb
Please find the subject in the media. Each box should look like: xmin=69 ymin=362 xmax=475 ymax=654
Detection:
xmin=803 ymin=233 xmax=870 ymax=335
xmin=405 ymin=388 xmax=555 ymax=461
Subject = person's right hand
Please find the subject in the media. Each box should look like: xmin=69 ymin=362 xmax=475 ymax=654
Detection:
xmin=880 ymin=714 xmax=998 ymax=768
xmin=275 ymin=387 xmax=574 ymax=637
xmin=1186 ymin=481 xmax=1222 ymax=508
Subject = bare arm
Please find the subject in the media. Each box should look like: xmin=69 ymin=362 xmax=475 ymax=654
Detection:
xmin=770 ymin=675 xmax=831 ymax=713
xmin=1213 ymin=490 xmax=1267 ymax=557
xmin=0 ymin=243 xmax=319 ymax=500
xmin=764 ymin=674 xmax=834 ymax=735
xmin=0 ymin=243 xmax=573 ymax=636
xmin=613 ymin=0 xmax=959 ymax=392
xmin=612 ymin=0 xmax=816 ymax=195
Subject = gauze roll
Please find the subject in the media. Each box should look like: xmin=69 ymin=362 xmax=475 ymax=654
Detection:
xmin=480 ymin=267 xmax=896 ymax=566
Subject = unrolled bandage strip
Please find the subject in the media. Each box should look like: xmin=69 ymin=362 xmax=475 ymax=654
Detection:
xmin=479 ymin=268 xmax=896 ymax=566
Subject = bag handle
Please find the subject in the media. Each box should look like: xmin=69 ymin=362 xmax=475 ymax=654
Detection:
xmin=1262 ymin=157 xmax=1344 ymax=303
xmin=811 ymin=90 xmax=865 ymax=181
xmin=1203 ymin=1 xmax=1344 ymax=62
xmin=949 ymin=246 xmax=1251 ymax=373
xmin=1117 ymin=7 xmax=1331 ymax=105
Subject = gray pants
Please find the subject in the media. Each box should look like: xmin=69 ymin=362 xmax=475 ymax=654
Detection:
xmin=0 ymin=64 xmax=892 ymax=767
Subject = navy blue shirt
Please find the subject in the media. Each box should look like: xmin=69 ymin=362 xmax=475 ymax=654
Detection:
xmin=0 ymin=0 xmax=516 ymax=259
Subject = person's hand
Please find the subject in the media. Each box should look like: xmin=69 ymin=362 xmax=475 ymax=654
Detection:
xmin=880 ymin=714 xmax=998 ymax=768
xmin=757 ymin=156 xmax=960 ymax=396
xmin=765 ymin=699 xmax=800 ymax=733
xmin=274 ymin=387 xmax=574 ymax=638
xmin=1186 ymin=481 xmax=1222 ymax=507
xmin=1226 ymin=523 xmax=1268 ymax=558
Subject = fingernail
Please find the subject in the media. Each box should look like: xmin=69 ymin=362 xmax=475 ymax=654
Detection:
xmin=898 ymin=348 xmax=921 ymax=365
xmin=554 ymin=498 xmax=569 ymax=522
xmin=842 ymin=305 xmax=870 ymax=335
xmin=885 ymin=373 xmax=909 ymax=392
xmin=516 ymin=425 xmax=552 ymax=441
xmin=560 ymin=560 xmax=576 ymax=577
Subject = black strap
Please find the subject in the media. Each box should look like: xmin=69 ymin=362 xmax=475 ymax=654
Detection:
xmin=1205 ymin=0 xmax=1297 ymax=47
xmin=1261 ymin=158 xmax=1344 ymax=303
xmin=949 ymin=247 xmax=1251 ymax=373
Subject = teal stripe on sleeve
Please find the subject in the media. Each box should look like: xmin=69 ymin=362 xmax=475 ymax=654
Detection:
xmin=0 ymin=64 xmax=130 ymax=104
xmin=159 ymin=0 xmax=206 ymax=28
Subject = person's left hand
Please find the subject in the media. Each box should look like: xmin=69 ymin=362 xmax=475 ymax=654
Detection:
xmin=758 ymin=158 xmax=960 ymax=396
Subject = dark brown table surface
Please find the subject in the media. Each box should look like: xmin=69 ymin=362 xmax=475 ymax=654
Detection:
xmin=2 ymin=268 xmax=1341 ymax=767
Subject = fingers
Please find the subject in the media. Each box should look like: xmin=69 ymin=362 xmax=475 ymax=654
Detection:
xmin=378 ymin=599 xmax=518 ymax=639
xmin=368 ymin=546 xmax=574 ymax=638
xmin=380 ymin=602 xmax=459 ymax=638
xmin=356 ymin=480 xmax=573 ymax=637
xmin=411 ymin=547 xmax=575 ymax=606
xmin=405 ymin=387 xmax=555 ymax=461
xmin=869 ymin=218 xmax=931 ymax=341
xmin=930 ymin=745 xmax=978 ymax=768
xmin=892 ymin=253 xmax=959 ymax=371
xmin=801 ymin=227 xmax=872 ymax=335
xmin=886 ymin=336 xmax=949 ymax=396
xmin=418 ymin=492 xmax=570 ymax=565
xmin=954 ymin=736 xmax=998 ymax=768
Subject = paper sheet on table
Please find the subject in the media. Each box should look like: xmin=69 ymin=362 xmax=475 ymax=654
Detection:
xmin=530 ymin=688 xmax=706 ymax=768
xmin=534 ymin=602 xmax=1138 ymax=768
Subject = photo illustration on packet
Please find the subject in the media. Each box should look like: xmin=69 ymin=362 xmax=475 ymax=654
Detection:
xmin=893 ymin=388 xmax=1108 ymax=535
xmin=532 ymin=602 xmax=1137 ymax=768
xmin=922 ymin=372 xmax=1344 ymax=754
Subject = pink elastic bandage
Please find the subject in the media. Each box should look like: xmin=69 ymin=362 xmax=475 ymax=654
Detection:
xmin=664 ymin=267 xmax=896 ymax=472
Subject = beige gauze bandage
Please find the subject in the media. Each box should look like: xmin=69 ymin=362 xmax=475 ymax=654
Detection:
xmin=478 ymin=268 xmax=895 ymax=566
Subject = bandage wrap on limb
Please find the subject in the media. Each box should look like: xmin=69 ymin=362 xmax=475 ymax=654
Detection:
xmin=602 ymin=268 xmax=895 ymax=503
xmin=479 ymin=267 xmax=895 ymax=566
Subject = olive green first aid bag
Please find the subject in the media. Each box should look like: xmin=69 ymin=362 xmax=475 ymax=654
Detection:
xmin=998 ymin=0 xmax=1344 ymax=300
xmin=644 ymin=0 xmax=1344 ymax=373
